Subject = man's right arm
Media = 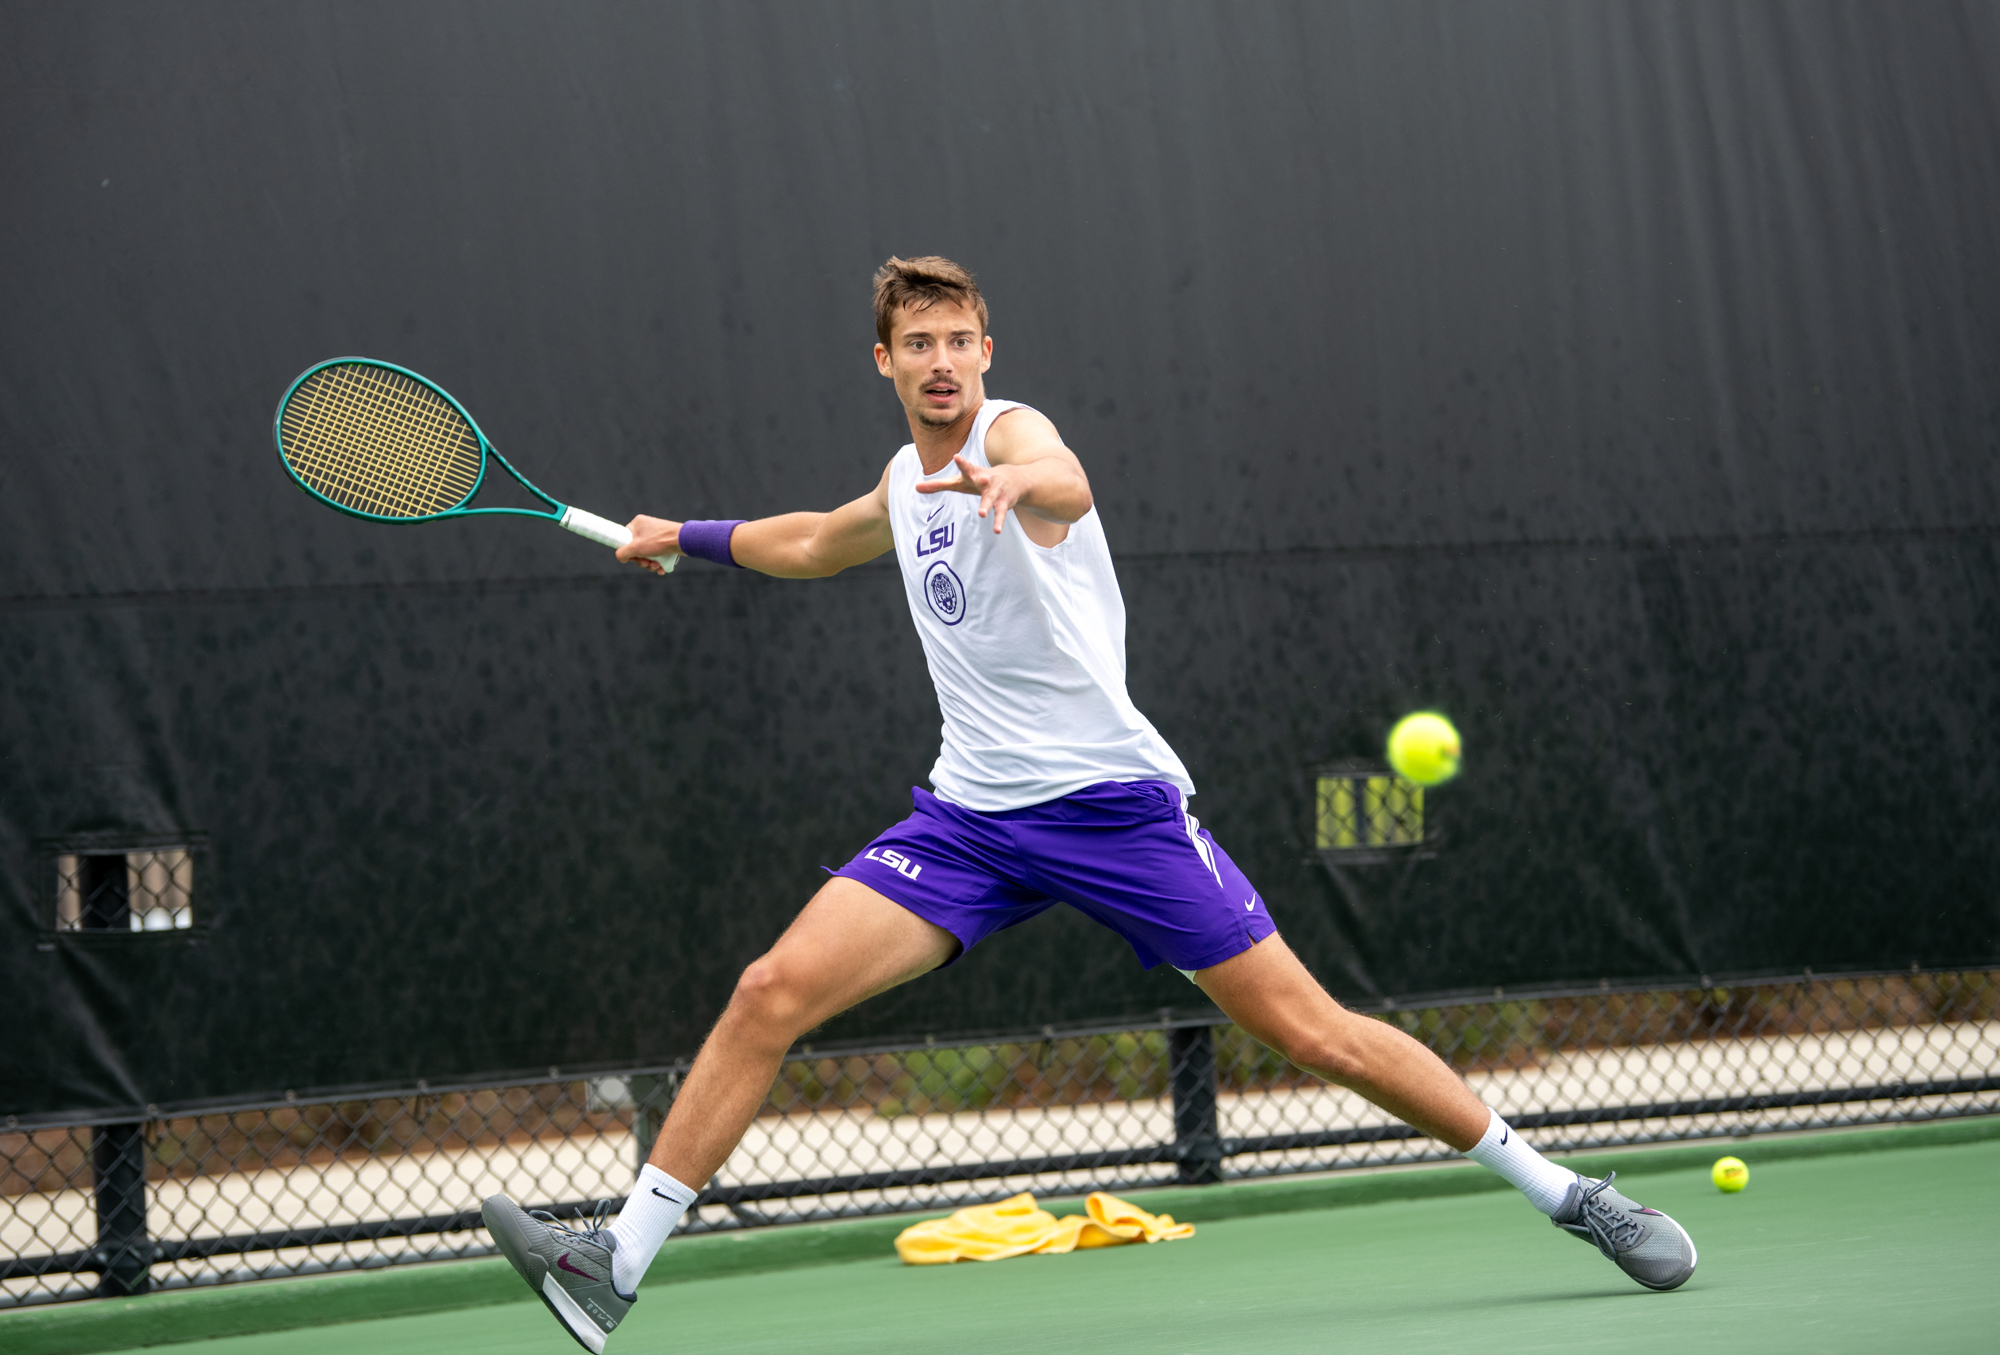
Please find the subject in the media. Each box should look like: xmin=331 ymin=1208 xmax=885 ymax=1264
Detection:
xmin=616 ymin=461 xmax=895 ymax=579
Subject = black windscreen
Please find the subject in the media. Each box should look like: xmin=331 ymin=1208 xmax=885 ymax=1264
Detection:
xmin=3 ymin=1 xmax=1996 ymax=1119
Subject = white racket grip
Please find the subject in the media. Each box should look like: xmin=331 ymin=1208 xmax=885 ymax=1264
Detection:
xmin=560 ymin=506 xmax=678 ymax=573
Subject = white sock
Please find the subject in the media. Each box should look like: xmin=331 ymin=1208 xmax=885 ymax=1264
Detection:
xmin=1462 ymin=1110 xmax=1577 ymax=1217
xmin=606 ymin=1164 xmax=697 ymax=1295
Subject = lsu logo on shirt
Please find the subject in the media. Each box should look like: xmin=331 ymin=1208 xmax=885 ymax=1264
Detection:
xmin=915 ymin=523 xmax=955 ymax=557
xmin=864 ymin=846 xmax=923 ymax=879
xmin=922 ymin=560 xmax=966 ymax=626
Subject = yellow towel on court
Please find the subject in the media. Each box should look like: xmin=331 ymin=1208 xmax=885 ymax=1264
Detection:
xmin=894 ymin=1191 xmax=1195 ymax=1264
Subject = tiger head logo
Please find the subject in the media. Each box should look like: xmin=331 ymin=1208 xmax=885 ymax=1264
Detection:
xmin=922 ymin=561 xmax=966 ymax=626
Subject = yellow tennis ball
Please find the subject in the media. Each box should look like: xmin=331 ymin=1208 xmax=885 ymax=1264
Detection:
xmin=1711 ymin=1156 xmax=1749 ymax=1193
xmin=1387 ymin=712 xmax=1461 ymax=786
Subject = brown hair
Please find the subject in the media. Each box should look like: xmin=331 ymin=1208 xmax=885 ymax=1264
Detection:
xmin=872 ymin=255 xmax=988 ymax=347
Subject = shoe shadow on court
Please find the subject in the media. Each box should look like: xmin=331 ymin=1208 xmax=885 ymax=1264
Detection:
xmin=1425 ymin=1286 xmax=1695 ymax=1313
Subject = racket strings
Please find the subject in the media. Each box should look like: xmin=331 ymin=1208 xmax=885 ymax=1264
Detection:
xmin=284 ymin=366 xmax=479 ymax=515
xmin=286 ymin=368 xmax=472 ymax=516
xmin=326 ymin=368 xmax=476 ymax=512
xmin=280 ymin=364 xmax=483 ymax=518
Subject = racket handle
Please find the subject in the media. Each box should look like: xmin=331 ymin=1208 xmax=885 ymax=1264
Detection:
xmin=560 ymin=506 xmax=678 ymax=573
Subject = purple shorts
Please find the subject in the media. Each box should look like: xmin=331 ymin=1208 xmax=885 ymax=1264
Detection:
xmin=832 ymin=781 xmax=1276 ymax=973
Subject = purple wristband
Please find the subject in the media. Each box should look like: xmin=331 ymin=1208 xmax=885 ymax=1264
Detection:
xmin=678 ymin=519 xmax=745 ymax=568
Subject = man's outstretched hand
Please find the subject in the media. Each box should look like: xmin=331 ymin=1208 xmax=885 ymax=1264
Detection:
xmin=916 ymin=454 xmax=1041 ymax=534
xmin=617 ymin=515 xmax=681 ymax=574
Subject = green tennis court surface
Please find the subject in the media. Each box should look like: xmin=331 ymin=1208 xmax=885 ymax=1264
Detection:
xmin=84 ymin=1134 xmax=1997 ymax=1355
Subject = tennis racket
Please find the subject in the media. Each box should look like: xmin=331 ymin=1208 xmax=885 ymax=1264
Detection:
xmin=272 ymin=357 xmax=674 ymax=572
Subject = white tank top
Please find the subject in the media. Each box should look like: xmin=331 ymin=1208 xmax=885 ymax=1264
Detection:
xmin=887 ymin=399 xmax=1195 ymax=811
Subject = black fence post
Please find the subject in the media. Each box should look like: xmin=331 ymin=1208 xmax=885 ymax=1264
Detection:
xmin=92 ymin=1121 xmax=151 ymax=1297
xmin=1167 ymin=1024 xmax=1223 ymax=1185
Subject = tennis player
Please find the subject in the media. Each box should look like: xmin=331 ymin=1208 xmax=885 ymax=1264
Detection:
xmin=483 ymin=257 xmax=1696 ymax=1350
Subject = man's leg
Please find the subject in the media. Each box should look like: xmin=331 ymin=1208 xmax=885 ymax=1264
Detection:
xmin=483 ymin=877 xmax=957 ymax=1348
xmin=1196 ymin=934 xmax=1697 ymax=1290
xmin=1193 ymin=933 xmax=1490 ymax=1150
xmin=648 ymin=876 xmax=959 ymax=1189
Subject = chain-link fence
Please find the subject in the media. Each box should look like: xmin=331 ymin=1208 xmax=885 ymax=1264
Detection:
xmin=5 ymin=969 xmax=1996 ymax=1308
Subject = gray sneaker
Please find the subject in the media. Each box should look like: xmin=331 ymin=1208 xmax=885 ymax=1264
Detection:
xmin=482 ymin=1195 xmax=634 ymax=1352
xmin=1550 ymin=1172 xmax=1698 ymax=1291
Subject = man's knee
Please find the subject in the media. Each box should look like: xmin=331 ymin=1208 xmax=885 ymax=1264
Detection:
xmin=1279 ymin=1014 xmax=1373 ymax=1086
xmin=726 ymin=954 xmax=809 ymax=1034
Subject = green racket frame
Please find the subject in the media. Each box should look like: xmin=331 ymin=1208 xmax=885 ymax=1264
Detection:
xmin=272 ymin=356 xmax=674 ymax=569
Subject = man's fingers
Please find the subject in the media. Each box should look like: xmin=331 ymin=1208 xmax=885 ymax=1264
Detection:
xmin=984 ymin=484 xmax=1016 ymax=532
xmin=918 ymin=456 xmax=994 ymax=502
xmin=917 ymin=476 xmax=987 ymax=496
xmin=953 ymin=455 xmax=986 ymax=503
xmin=619 ymin=514 xmax=679 ymax=562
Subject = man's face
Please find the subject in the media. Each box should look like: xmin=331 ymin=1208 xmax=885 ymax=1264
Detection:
xmin=874 ymin=300 xmax=993 ymax=430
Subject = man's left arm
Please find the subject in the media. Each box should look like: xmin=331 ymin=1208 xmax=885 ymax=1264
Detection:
xmin=915 ymin=408 xmax=1092 ymax=540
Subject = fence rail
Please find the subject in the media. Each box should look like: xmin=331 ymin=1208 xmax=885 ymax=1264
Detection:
xmin=5 ymin=969 xmax=1996 ymax=1308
